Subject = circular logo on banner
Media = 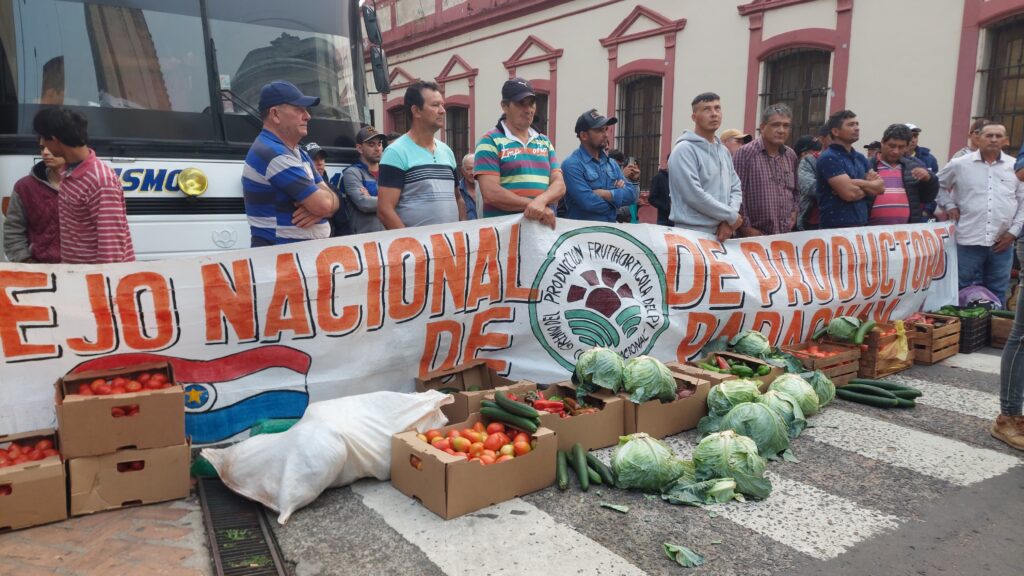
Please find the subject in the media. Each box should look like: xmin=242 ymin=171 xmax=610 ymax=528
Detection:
xmin=529 ymin=227 xmax=669 ymax=370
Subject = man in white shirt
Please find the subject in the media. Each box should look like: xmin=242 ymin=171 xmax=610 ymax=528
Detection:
xmin=936 ymin=123 xmax=1024 ymax=306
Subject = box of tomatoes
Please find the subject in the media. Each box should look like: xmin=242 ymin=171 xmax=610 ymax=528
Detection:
xmin=390 ymin=413 xmax=556 ymax=520
xmin=68 ymin=442 xmax=190 ymax=517
xmin=0 ymin=428 xmax=67 ymax=531
xmin=56 ymin=362 xmax=185 ymax=458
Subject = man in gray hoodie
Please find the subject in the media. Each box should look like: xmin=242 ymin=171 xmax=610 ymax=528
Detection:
xmin=668 ymin=92 xmax=743 ymax=241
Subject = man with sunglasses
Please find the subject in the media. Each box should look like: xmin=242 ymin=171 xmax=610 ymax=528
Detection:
xmin=243 ymin=81 xmax=340 ymax=247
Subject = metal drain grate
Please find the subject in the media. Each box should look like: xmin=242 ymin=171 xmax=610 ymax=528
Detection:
xmin=198 ymin=477 xmax=287 ymax=576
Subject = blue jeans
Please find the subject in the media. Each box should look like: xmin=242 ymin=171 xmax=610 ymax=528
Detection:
xmin=999 ymin=241 xmax=1024 ymax=415
xmin=957 ymin=243 xmax=1014 ymax=306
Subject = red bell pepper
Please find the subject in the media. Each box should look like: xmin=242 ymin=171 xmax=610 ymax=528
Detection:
xmin=715 ymin=355 xmax=730 ymax=371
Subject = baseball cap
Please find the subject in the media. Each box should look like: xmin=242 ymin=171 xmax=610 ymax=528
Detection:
xmin=501 ymin=77 xmax=536 ymax=102
xmin=574 ymin=109 xmax=618 ymax=134
xmin=904 ymin=123 xmax=922 ymax=133
xmin=794 ymin=135 xmax=822 ymax=155
xmin=357 ymin=125 xmax=387 ymax=144
xmin=720 ymin=129 xmax=752 ymax=144
xmin=864 ymin=140 xmax=881 ymax=150
xmin=304 ymin=142 xmax=326 ymax=159
xmin=258 ymin=80 xmax=320 ymax=112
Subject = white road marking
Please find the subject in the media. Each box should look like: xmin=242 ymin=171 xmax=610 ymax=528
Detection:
xmin=805 ymin=409 xmax=1019 ymax=485
xmin=890 ymin=375 xmax=1001 ymax=420
xmin=351 ymin=481 xmax=647 ymax=576
xmin=938 ymin=351 xmax=1001 ymax=374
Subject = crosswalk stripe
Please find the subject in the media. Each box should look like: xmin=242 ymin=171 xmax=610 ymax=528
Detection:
xmin=805 ymin=409 xmax=1019 ymax=485
xmin=891 ymin=375 xmax=1000 ymax=420
xmin=936 ymin=351 xmax=1001 ymax=374
xmin=351 ymin=481 xmax=647 ymax=576
xmin=709 ymin=473 xmax=901 ymax=560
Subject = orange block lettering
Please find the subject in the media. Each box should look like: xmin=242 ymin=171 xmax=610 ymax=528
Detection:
xmin=116 ymin=272 xmax=177 ymax=351
xmin=201 ymin=260 xmax=257 ymax=344
xmin=419 ymin=319 xmax=463 ymax=375
xmin=464 ymin=306 xmax=513 ymax=374
xmin=675 ymin=312 xmax=717 ymax=361
xmin=67 ymin=273 xmax=118 ymax=354
xmin=386 ymin=237 xmax=428 ymax=322
xmin=770 ymin=240 xmax=811 ymax=306
xmin=830 ymin=236 xmax=857 ymax=302
xmin=263 ymin=254 xmax=314 ymax=340
xmin=800 ymin=238 xmax=833 ymax=302
xmin=315 ymin=246 xmax=363 ymax=336
xmin=364 ymin=241 xmax=385 ymax=330
xmin=665 ymin=233 xmax=706 ymax=308
xmin=504 ymin=224 xmax=537 ymax=302
xmin=0 ymin=270 xmax=58 ymax=359
xmin=740 ymin=242 xmax=780 ymax=307
xmin=697 ymin=238 xmax=743 ymax=308
xmin=467 ymin=227 xmax=501 ymax=310
xmin=430 ymin=232 xmax=469 ymax=316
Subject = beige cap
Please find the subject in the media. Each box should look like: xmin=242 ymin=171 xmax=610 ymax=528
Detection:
xmin=720 ymin=129 xmax=752 ymax=144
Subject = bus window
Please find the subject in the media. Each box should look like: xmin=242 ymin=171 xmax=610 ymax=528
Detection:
xmin=0 ymin=0 xmax=214 ymax=141
xmin=207 ymin=0 xmax=364 ymax=147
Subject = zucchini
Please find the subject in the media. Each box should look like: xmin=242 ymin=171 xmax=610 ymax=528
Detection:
xmin=556 ymin=451 xmax=569 ymax=490
xmin=480 ymin=407 xmax=539 ymax=433
xmin=572 ymin=443 xmax=589 ymax=491
xmin=495 ymin=391 xmax=540 ymax=418
xmin=842 ymin=383 xmax=897 ymax=399
xmin=836 ymin=388 xmax=899 ymax=408
xmin=586 ymin=452 xmax=616 ymax=486
xmin=849 ymin=379 xmax=920 ymax=393
xmin=851 ymin=320 xmax=876 ymax=345
xmin=895 ymin=397 xmax=916 ymax=408
xmin=891 ymin=389 xmax=922 ymax=399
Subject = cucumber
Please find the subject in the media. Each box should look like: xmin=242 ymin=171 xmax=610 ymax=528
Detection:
xmin=586 ymin=452 xmax=616 ymax=486
xmin=991 ymin=309 xmax=1016 ymax=319
xmin=842 ymin=383 xmax=897 ymax=399
xmin=895 ymin=397 xmax=917 ymax=408
xmin=812 ymin=325 xmax=828 ymax=340
xmin=572 ymin=443 xmax=589 ymax=491
xmin=480 ymin=407 xmax=539 ymax=433
xmin=587 ymin=466 xmax=603 ymax=485
xmin=891 ymin=389 xmax=922 ymax=399
xmin=565 ymin=445 xmax=583 ymax=488
xmin=851 ymin=320 xmax=877 ymax=345
xmin=495 ymin=391 xmax=540 ymax=418
xmin=556 ymin=451 xmax=569 ymax=491
xmin=731 ymin=365 xmax=755 ymax=377
xmin=756 ymin=364 xmax=772 ymax=376
xmin=849 ymin=379 xmax=920 ymax=393
xmin=836 ymin=388 xmax=899 ymax=408
xmin=480 ymin=400 xmax=501 ymax=410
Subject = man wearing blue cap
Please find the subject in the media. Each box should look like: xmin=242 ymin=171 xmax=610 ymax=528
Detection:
xmin=242 ymin=80 xmax=340 ymax=246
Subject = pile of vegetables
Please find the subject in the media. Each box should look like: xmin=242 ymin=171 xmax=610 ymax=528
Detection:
xmin=934 ymin=305 xmax=989 ymax=318
xmin=574 ymin=348 xmax=685 ymax=404
xmin=697 ymin=353 xmax=773 ymax=378
xmin=812 ymin=316 xmax=876 ymax=345
xmin=480 ymin=391 xmax=542 ymax=432
xmin=835 ymin=379 xmax=921 ymax=408
xmin=415 ymin=418 xmax=534 ymax=466
xmin=523 ymin=389 xmax=600 ymax=419
xmin=558 ymin=442 xmax=615 ymax=491
xmin=699 ymin=330 xmax=808 ymax=375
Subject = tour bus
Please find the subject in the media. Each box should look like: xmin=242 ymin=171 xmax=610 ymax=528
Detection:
xmin=0 ymin=0 xmax=388 ymax=260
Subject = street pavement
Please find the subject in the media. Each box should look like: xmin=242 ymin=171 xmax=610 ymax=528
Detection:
xmin=272 ymin=348 xmax=1024 ymax=576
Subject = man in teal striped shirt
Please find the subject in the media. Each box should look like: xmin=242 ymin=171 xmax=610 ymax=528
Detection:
xmin=473 ymin=78 xmax=564 ymax=227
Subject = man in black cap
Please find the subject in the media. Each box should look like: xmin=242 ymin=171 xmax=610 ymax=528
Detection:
xmin=341 ymin=126 xmax=388 ymax=234
xmin=560 ymin=108 xmax=639 ymax=222
xmin=304 ymin=142 xmax=351 ymax=237
xmin=473 ymin=77 xmax=564 ymax=227
xmin=243 ymin=80 xmax=339 ymax=246
xmin=863 ymin=140 xmax=881 ymax=160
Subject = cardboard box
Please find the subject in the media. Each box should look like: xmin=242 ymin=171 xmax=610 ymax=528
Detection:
xmin=532 ymin=382 xmax=625 ymax=452
xmin=0 ymin=429 xmax=67 ymax=531
xmin=416 ymin=361 xmax=536 ymax=423
xmin=697 ymin=352 xmax=783 ymax=391
xmin=443 ymin=381 xmax=540 ymax=425
xmin=68 ymin=443 xmax=190 ymax=517
xmin=666 ymin=361 xmax=736 ymax=387
xmin=390 ymin=413 xmax=556 ymax=520
xmin=621 ymin=372 xmax=710 ymax=439
xmin=57 ymin=362 xmax=185 ymax=458
xmin=991 ymin=315 xmax=1013 ymax=349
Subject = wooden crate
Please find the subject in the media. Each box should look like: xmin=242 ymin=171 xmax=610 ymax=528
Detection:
xmin=991 ymin=316 xmax=1014 ymax=349
xmin=909 ymin=314 xmax=960 ymax=365
xmin=930 ymin=312 xmax=991 ymax=353
xmin=828 ymin=323 xmax=915 ymax=379
xmin=780 ymin=342 xmax=861 ymax=387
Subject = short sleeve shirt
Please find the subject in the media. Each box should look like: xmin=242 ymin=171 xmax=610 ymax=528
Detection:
xmin=816 ymin=143 xmax=871 ymax=228
xmin=378 ymin=134 xmax=460 ymax=227
xmin=474 ymin=123 xmax=560 ymax=217
xmin=242 ymin=129 xmax=327 ymax=244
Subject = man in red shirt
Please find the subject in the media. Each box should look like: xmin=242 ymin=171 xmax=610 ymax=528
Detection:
xmin=33 ymin=107 xmax=134 ymax=263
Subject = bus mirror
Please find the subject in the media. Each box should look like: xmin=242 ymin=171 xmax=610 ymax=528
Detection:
xmin=177 ymin=167 xmax=209 ymax=197
xmin=370 ymin=46 xmax=390 ymax=95
xmin=361 ymin=4 xmax=383 ymax=46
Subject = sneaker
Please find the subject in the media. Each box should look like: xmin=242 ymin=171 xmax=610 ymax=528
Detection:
xmin=990 ymin=414 xmax=1024 ymax=451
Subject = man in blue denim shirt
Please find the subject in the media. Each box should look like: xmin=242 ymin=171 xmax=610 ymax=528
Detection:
xmin=561 ymin=109 xmax=639 ymax=222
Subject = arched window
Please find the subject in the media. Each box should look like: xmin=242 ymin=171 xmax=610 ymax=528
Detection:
xmin=445 ymin=104 xmax=470 ymax=163
xmin=616 ymin=74 xmax=662 ymax=187
xmin=982 ymin=15 xmax=1024 ymax=151
xmin=389 ymin=106 xmax=409 ymax=136
xmin=761 ymin=48 xmax=830 ymax=144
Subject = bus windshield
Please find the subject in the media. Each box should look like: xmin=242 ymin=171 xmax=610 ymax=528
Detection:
xmin=0 ymin=0 xmax=367 ymax=153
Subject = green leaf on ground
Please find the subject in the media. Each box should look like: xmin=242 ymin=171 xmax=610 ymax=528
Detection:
xmin=663 ymin=543 xmax=706 ymax=568
xmin=599 ymin=502 xmax=629 ymax=513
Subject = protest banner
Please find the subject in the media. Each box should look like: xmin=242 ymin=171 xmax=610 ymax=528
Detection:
xmin=0 ymin=217 xmax=956 ymax=442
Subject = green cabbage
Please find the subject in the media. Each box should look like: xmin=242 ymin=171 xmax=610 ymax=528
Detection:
xmin=612 ymin=433 xmax=687 ymax=493
xmin=661 ymin=476 xmax=745 ymax=506
xmin=768 ymin=374 xmax=820 ymax=417
xmin=707 ymin=379 xmax=762 ymax=416
xmin=622 ymin=356 xmax=677 ymax=404
xmin=692 ymin=430 xmax=773 ymax=500
xmin=755 ymin=390 xmax=807 ymax=439
xmin=826 ymin=316 xmax=862 ymax=342
xmin=719 ymin=402 xmax=793 ymax=461
xmin=803 ymin=370 xmax=836 ymax=408
xmin=729 ymin=330 xmax=772 ymax=357
xmin=574 ymin=347 xmax=624 ymax=394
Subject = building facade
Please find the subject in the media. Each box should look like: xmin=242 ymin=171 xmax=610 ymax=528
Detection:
xmin=366 ymin=0 xmax=1024 ymax=189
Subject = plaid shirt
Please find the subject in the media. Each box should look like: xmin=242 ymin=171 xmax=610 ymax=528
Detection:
xmin=734 ymin=138 xmax=799 ymax=235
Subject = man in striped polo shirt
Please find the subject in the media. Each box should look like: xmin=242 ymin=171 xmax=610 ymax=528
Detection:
xmin=867 ymin=124 xmax=938 ymax=226
xmin=474 ymin=78 xmax=564 ymax=227
xmin=243 ymin=81 xmax=340 ymax=246
xmin=32 ymin=107 xmax=134 ymax=264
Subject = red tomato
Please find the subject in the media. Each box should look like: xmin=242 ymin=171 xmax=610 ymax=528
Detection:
xmin=126 ymin=405 xmax=140 ymax=417
xmin=6 ymin=444 xmax=21 ymax=458
xmin=451 ymin=437 xmax=471 ymax=453
xmin=483 ymin=433 xmax=504 ymax=452
xmin=409 ymin=455 xmax=422 ymax=470
xmin=111 ymin=407 xmax=126 ymax=418
xmin=481 ymin=449 xmax=497 ymax=459
xmin=144 ymin=379 xmax=163 ymax=390
xmin=12 ymin=455 xmax=28 ymax=464
xmin=34 ymin=439 xmax=53 ymax=452
xmin=0 ymin=485 xmax=11 ymax=496
xmin=150 ymin=372 xmax=168 ymax=384
xmin=137 ymin=372 xmax=151 ymax=383
xmin=446 ymin=430 xmax=461 ymax=440
xmin=513 ymin=432 xmax=530 ymax=445
xmin=513 ymin=441 xmax=532 ymax=456
xmin=425 ymin=430 xmax=442 ymax=441
xmin=479 ymin=454 xmax=496 ymax=465
xmin=495 ymin=454 xmax=514 ymax=463
xmin=95 ymin=384 xmax=112 ymax=395
xmin=496 ymin=433 xmax=512 ymax=447
xmin=110 ymin=386 xmax=127 ymax=395
xmin=42 ymin=449 xmax=59 ymax=458
xmin=27 ymin=449 xmax=44 ymax=461
xmin=0 ymin=456 xmax=11 ymax=467
xmin=111 ymin=376 xmax=128 ymax=387
xmin=472 ymin=422 xmax=485 ymax=433
xmin=89 ymin=378 xmax=107 ymax=392
xmin=77 ymin=384 xmax=93 ymax=395
xmin=130 ymin=461 xmax=144 ymax=471
xmin=469 ymin=442 xmax=484 ymax=456
xmin=125 ymin=380 xmax=143 ymax=392
xmin=486 ymin=422 xmax=505 ymax=435
xmin=431 ymin=438 xmax=451 ymax=452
